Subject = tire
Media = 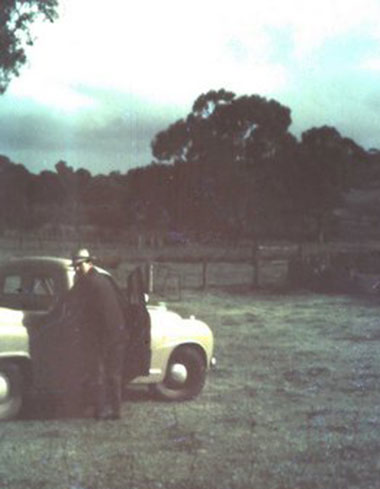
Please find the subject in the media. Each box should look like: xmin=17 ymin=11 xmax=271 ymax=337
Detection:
xmin=0 ymin=364 xmax=24 ymax=421
xmin=151 ymin=346 xmax=206 ymax=401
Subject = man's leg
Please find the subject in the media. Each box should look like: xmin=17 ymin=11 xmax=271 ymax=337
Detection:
xmin=104 ymin=342 xmax=125 ymax=419
xmin=94 ymin=361 xmax=110 ymax=419
xmin=107 ymin=374 xmax=122 ymax=419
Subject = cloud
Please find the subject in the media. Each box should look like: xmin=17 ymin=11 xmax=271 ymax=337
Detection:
xmin=15 ymin=0 xmax=379 ymax=106
xmin=0 ymin=87 xmax=186 ymax=173
xmin=2 ymin=0 xmax=380 ymax=173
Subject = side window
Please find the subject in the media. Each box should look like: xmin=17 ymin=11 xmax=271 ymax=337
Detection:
xmin=32 ymin=277 xmax=56 ymax=296
xmin=3 ymin=275 xmax=22 ymax=294
xmin=0 ymin=274 xmax=24 ymax=310
xmin=0 ymin=273 xmax=57 ymax=311
xmin=28 ymin=275 xmax=57 ymax=310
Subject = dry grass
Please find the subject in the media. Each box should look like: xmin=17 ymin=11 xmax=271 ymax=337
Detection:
xmin=1 ymin=284 xmax=380 ymax=488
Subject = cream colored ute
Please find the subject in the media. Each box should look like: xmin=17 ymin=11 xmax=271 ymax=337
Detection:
xmin=0 ymin=257 xmax=215 ymax=421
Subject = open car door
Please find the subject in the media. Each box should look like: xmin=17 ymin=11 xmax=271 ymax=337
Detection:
xmin=121 ymin=266 xmax=151 ymax=384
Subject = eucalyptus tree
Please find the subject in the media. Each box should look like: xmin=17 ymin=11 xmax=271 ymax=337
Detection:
xmin=298 ymin=126 xmax=366 ymax=242
xmin=152 ymin=89 xmax=295 ymax=241
xmin=0 ymin=155 xmax=32 ymax=231
xmin=0 ymin=0 xmax=58 ymax=93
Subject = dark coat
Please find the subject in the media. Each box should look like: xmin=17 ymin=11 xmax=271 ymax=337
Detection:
xmin=69 ymin=267 xmax=127 ymax=351
xmin=29 ymin=268 xmax=127 ymax=404
xmin=28 ymin=266 xmax=151 ymax=414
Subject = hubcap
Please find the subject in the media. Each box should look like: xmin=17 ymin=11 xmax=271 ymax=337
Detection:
xmin=168 ymin=363 xmax=188 ymax=387
xmin=0 ymin=374 xmax=10 ymax=403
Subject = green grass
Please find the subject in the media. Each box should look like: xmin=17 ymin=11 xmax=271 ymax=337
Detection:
xmin=1 ymin=288 xmax=380 ymax=488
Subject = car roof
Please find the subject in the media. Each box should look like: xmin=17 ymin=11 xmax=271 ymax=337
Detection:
xmin=5 ymin=256 xmax=72 ymax=267
xmin=0 ymin=256 xmax=110 ymax=276
xmin=0 ymin=256 xmax=71 ymax=270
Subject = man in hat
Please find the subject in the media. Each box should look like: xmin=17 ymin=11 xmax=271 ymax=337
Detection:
xmin=70 ymin=248 xmax=128 ymax=420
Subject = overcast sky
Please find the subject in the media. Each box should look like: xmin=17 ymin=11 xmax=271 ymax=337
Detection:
xmin=1 ymin=0 xmax=380 ymax=175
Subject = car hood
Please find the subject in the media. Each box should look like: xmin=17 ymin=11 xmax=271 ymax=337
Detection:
xmin=0 ymin=306 xmax=25 ymax=327
xmin=0 ymin=307 xmax=48 ymax=333
xmin=0 ymin=306 xmax=29 ymax=357
xmin=148 ymin=304 xmax=212 ymax=342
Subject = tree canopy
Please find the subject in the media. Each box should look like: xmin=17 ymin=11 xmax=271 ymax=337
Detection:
xmin=152 ymin=89 xmax=292 ymax=167
xmin=0 ymin=0 xmax=58 ymax=94
xmin=0 ymin=89 xmax=373 ymax=244
xmin=151 ymin=89 xmax=368 ymax=241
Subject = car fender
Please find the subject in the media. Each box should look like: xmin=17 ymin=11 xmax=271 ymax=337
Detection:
xmin=0 ymin=307 xmax=30 ymax=359
xmin=132 ymin=306 xmax=213 ymax=384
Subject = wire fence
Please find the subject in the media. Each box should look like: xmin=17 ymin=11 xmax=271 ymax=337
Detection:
xmin=135 ymin=260 xmax=290 ymax=300
xmin=4 ymin=235 xmax=380 ymax=298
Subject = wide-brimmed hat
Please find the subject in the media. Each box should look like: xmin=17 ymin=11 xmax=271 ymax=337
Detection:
xmin=71 ymin=248 xmax=94 ymax=266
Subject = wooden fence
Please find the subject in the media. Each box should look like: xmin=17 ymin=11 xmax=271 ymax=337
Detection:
xmin=3 ymin=235 xmax=380 ymax=296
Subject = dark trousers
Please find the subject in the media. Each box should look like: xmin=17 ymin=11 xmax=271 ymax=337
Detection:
xmin=94 ymin=341 xmax=125 ymax=416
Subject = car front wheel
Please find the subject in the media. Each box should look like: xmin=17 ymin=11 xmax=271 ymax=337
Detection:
xmin=0 ymin=363 xmax=23 ymax=421
xmin=151 ymin=346 xmax=206 ymax=401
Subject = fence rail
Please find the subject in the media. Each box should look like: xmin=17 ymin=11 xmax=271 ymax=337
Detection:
xmin=3 ymin=236 xmax=380 ymax=296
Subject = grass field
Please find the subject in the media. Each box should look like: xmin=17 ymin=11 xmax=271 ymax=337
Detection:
xmin=1 ymin=286 xmax=380 ymax=489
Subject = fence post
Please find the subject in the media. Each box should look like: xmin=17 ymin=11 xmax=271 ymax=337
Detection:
xmin=252 ymin=241 xmax=260 ymax=288
xmin=201 ymin=259 xmax=208 ymax=290
xmin=145 ymin=262 xmax=154 ymax=294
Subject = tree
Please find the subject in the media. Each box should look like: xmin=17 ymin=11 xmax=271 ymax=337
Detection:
xmin=123 ymin=164 xmax=172 ymax=243
xmin=296 ymin=126 xmax=365 ymax=242
xmin=0 ymin=155 xmax=33 ymax=231
xmin=29 ymin=169 xmax=65 ymax=228
xmin=54 ymin=160 xmax=91 ymax=227
xmin=151 ymin=89 xmax=294 ymax=240
xmin=0 ymin=0 xmax=58 ymax=94
xmin=82 ymin=173 xmax=126 ymax=233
